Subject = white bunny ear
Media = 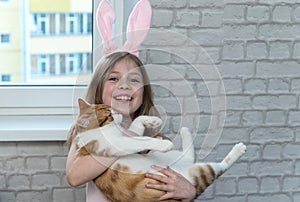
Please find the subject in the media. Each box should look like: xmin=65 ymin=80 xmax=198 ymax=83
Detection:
xmin=97 ymin=0 xmax=118 ymax=55
xmin=123 ymin=0 xmax=152 ymax=56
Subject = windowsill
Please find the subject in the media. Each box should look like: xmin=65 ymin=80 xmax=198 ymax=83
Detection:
xmin=0 ymin=129 xmax=69 ymax=141
xmin=0 ymin=85 xmax=86 ymax=141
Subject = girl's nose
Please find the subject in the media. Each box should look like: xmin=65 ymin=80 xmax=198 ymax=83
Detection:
xmin=117 ymin=77 xmax=130 ymax=90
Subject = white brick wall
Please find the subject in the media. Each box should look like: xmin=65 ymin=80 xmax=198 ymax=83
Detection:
xmin=1 ymin=0 xmax=300 ymax=201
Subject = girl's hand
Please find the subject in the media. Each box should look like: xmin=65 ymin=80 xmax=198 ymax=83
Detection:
xmin=145 ymin=165 xmax=197 ymax=202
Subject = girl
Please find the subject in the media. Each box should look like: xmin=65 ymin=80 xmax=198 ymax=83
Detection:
xmin=66 ymin=51 xmax=197 ymax=201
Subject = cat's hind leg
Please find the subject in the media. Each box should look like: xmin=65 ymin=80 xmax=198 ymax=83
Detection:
xmin=180 ymin=127 xmax=195 ymax=162
xmin=220 ymin=142 xmax=246 ymax=170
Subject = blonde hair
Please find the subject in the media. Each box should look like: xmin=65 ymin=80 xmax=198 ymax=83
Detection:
xmin=67 ymin=52 xmax=158 ymax=148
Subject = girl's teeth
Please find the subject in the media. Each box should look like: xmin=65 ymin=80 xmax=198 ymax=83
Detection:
xmin=116 ymin=96 xmax=131 ymax=101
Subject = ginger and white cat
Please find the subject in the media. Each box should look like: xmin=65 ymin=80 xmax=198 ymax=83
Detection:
xmin=73 ymin=98 xmax=246 ymax=202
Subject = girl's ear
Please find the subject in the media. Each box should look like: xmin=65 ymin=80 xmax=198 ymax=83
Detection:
xmin=123 ymin=0 xmax=152 ymax=56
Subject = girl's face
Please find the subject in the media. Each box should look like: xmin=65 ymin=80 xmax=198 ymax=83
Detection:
xmin=102 ymin=57 xmax=144 ymax=117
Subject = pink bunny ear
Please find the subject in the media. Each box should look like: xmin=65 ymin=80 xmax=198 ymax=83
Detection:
xmin=97 ymin=0 xmax=118 ymax=55
xmin=123 ymin=0 xmax=152 ymax=56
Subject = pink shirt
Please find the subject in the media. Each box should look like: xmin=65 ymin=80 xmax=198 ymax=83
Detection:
xmin=86 ymin=181 xmax=109 ymax=202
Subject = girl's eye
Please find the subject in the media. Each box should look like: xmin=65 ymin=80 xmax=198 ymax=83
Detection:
xmin=108 ymin=77 xmax=118 ymax=82
xmin=131 ymin=78 xmax=140 ymax=83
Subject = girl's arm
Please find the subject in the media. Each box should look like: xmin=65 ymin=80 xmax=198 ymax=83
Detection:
xmin=66 ymin=141 xmax=118 ymax=187
xmin=145 ymin=165 xmax=197 ymax=202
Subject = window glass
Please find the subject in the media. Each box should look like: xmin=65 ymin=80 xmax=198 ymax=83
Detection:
xmin=0 ymin=0 xmax=92 ymax=85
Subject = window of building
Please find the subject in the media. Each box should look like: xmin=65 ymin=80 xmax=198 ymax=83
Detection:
xmin=0 ymin=34 xmax=10 ymax=44
xmin=1 ymin=74 xmax=11 ymax=82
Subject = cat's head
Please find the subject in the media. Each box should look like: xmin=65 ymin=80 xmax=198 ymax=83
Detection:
xmin=75 ymin=98 xmax=118 ymax=133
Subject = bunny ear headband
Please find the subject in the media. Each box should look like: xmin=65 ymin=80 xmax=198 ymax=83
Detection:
xmin=97 ymin=0 xmax=152 ymax=57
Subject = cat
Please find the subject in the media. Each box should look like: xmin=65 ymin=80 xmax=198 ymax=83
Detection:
xmin=73 ymin=98 xmax=246 ymax=202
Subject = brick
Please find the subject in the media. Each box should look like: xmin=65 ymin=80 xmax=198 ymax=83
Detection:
xmin=247 ymin=5 xmax=270 ymax=22
xmin=266 ymin=110 xmax=286 ymax=125
xmin=242 ymin=111 xmax=264 ymax=126
xmin=223 ymin=5 xmax=245 ymax=21
xmin=253 ymin=95 xmax=297 ymax=109
xmin=218 ymin=127 xmax=249 ymax=143
xmin=148 ymin=50 xmax=171 ymax=64
xmin=296 ymin=160 xmax=300 ymax=174
xmin=195 ymin=80 xmax=220 ymax=96
xmin=0 ymin=174 xmax=6 ymax=189
xmin=145 ymin=28 xmax=187 ymax=46
xmin=246 ymin=41 xmax=267 ymax=59
xmin=0 ymin=191 xmax=15 ymax=202
xmin=222 ymin=79 xmax=242 ymax=94
xmin=260 ymin=177 xmax=281 ymax=193
xmin=16 ymin=191 xmax=51 ymax=202
xmin=172 ymin=47 xmax=200 ymax=64
xmin=224 ymin=24 xmax=257 ymax=40
xmin=215 ymin=177 xmax=236 ymax=195
xmin=5 ymin=157 xmax=25 ymax=173
xmin=151 ymin=0 xmax=187 ymax=8
xmin=244 ymin=79 xmax=267 ymax=93
xmin=189 ymin=29 xmax=224 ymax=46
xmin=243 ymin=144 xmax=261 ymax=160
xmin=51 ymin=156 xmax=67 ymax=170
xmin=293 ymin=42 xmax=300 ymax=58
xmin=268 ymin=78 xmax=290 ymax=92
xmin=248 ymin=194 xmax=291 ymax=202
xmin=226 ymin=95 xmax=252 ymax=110
xmin=26 ymin=157 xmax=49 ymax=171
xmin=201 ymin=11 xmax=223 ymax=27
xmin=32 ymin=173 xmax=61 ymax=188
xmin=8 ymin=174 xmax=30 ymax=189
xmin=0 ymin=142 xmax=17 ymax=156
xmin=282 ymin=143 xmax=300 ymax=159
xmin=222 ymin=41 xmax=244 ymax=60
xmin=258 ymin=24 xmax=300 ymax=40
xmin=16 ymin=142 xmax=64 ymax=156
xmin=269 ymin=41 xmax=290 ymax=59
xmin=289 ymin=111 xmax=300 ymax=126
xmin=222 ymin=162 xmax=248 ymax=177
xmin=224 ymin=111 xmax=241 ymax=126
xmin=250 ymin=127 xmax=294 ymax=143
xmin=256 ymin=61 xmax=300 ymax=77
xmin=175 ymin=11 xmax=200 ymax=27
xmin=189 ymin=0 xmax=224 ymax=8
xmin=294 ymin=5 xmax=300 ymax=21
xmin=283 ymin=176 xmax=300 ymax=191
xmin=152 ymin=9 xmax=173 ymax=27
xmin=249 ymin=160 xmax=293 ymax=176
xmin=273 ymin=5 xmax=292 ymax=22
xmin=53 ymin=188 xmax=74 ymax=202
xmin=238 ymin=177 xmax=258 ymax=193
xmin=291 ymin=78 xmax=300 ymax=92
xmin=219 ymin=62 xmax=255 ymax=78
xmin=263 ymin=144 xmax=282 ymax=159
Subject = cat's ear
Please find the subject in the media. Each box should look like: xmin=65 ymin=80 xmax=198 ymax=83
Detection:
xmin=78 ymin=98 xmax=90 ymax=110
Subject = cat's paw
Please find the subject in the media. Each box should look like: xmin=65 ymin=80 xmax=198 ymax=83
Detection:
xmin=141 ymin=116 xmax=162 ymax=129
xmin=129 ymin=116 xmax=162 ymax=136
xmin=157 ymin=140 xmax=174 ymax=152
xmin=233 ymin=142 xmax=246 ymax=156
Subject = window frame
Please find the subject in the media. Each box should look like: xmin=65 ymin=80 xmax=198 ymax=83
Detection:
xmin=0 ymin=0 xmax=133 ymax=141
